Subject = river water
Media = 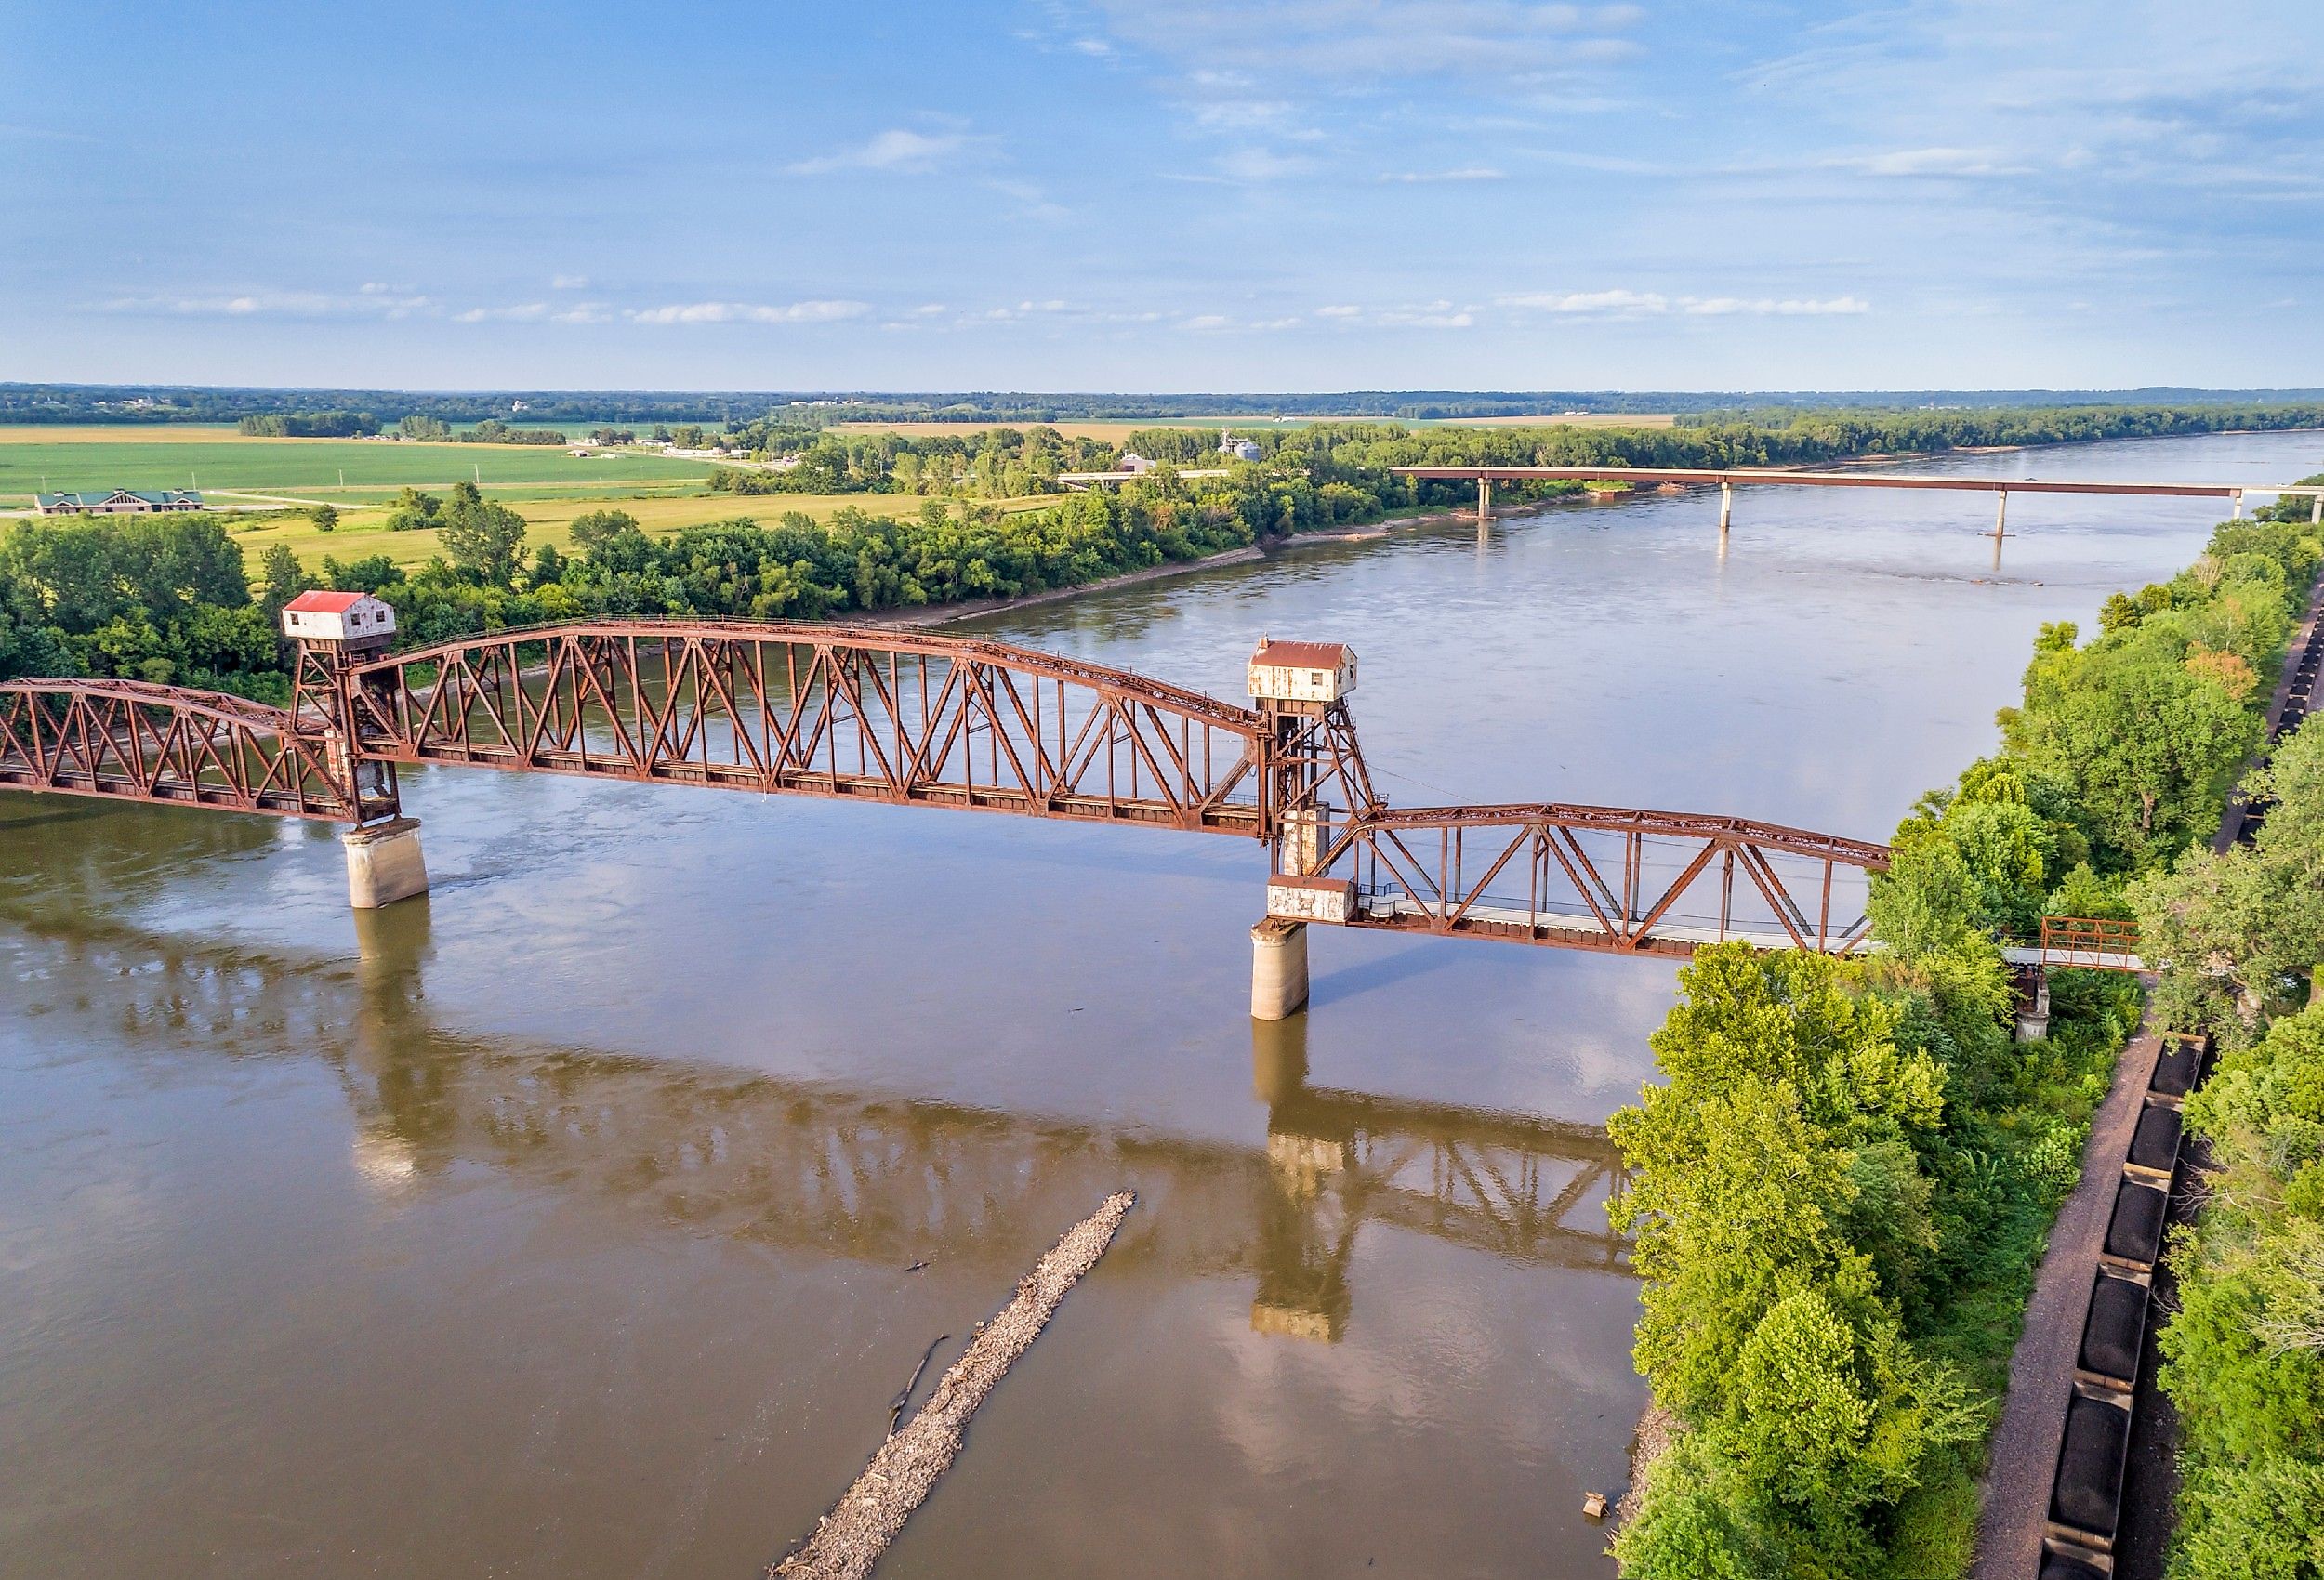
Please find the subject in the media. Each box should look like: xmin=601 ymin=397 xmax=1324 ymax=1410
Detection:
xmin=5 ymin=428 xmax=2319 ymax=1579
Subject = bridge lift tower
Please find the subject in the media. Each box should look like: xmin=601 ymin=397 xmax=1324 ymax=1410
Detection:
xmin=283 ymin=590 xmax=430 ymax=908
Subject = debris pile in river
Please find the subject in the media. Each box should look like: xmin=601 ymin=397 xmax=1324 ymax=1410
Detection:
xmin=771 ymin=1191 xmax=1137 ymax=1580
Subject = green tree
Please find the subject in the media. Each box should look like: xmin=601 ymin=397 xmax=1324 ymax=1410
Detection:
xmin=310 ymin=503 xmax=338 ymax=533
xmin=568 ymin=507 xmax=642 ymax=557
xmin=2008 ymin=635 xmax=2252 ymax=868
xmin=436 ymin=483 xmax=528 ymax=586
xmin=257 ymin=543 xmax=314 ymax=633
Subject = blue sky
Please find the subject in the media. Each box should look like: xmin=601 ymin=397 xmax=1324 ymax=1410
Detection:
xmin=5 ymin=1 xmax=2319 ymax=391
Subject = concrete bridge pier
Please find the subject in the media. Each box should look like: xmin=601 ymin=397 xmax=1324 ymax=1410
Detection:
xmin=343 ymin=818 xmax=429 ymax=909
xmin=1476 ymin=476 xmax=1492 ymax=524
xmin=1251 ymin=918 xmax=1310 ymax=1020
xmin=1718 ymin=481 xmax=1733 ymax=538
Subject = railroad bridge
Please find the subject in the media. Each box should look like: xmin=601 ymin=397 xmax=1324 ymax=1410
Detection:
xmin=5 ymin=598 xmax=1908 ymax=1017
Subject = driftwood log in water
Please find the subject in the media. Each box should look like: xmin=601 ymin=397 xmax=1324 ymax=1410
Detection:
xmin=770 ymin=1191 xmax=1137 ymax=1580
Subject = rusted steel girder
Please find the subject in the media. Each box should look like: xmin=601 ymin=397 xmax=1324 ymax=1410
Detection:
xmin=342 ymin=621 xmax=1274 ymax=836
xmin=0 ymin=678 xmax=359 ymax=820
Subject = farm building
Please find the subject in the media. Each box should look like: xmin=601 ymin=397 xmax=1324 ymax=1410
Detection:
xmin=281 ymin=589 xmax=397 ymax=646
xmin=1117 ymin=451 xmax=1157 ymax=474
xmin=36 ymin=489 xmax=205 ymax=515
xmin=1218 ymin=434 xmax=1262 ymax=462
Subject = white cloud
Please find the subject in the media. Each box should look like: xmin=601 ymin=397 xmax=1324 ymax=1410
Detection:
xmin=1312 ymin=299 xmax=1475 ymax=329
xmin=1213 ymin=146 xmax=1316 ymax=182
xmin=99 ymin=288 xmax=434 ymax=319
xmin=1683 ymin=296 xmax=1870 ymax=316
xmin=1499 ymin=289 xmax=1868 ymax=318
xmin=1834 ymin=146 xmax=2028 ymax=178
xmin=786 ymin=128 xmax=977 ymax=176
xmin=549 ymin=273 xmax=589 ymax=290
xmin=1179 ymin=313 xmax=1234 ymax=331
xmin=1501 ymin=287 xmax=1669 ymax=316
xmin=986 ymin=177 xmax=1070 ymax=222
xmin=624 ymin=299 xmax=869 ymax=325
xmin=455 ymin=300 xmax=612 ymax=324
xmin=1379 ymin=166 xmax=1506 ymax=182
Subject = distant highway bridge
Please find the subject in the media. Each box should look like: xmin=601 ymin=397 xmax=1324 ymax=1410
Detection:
xmin=1393 ymin=464 xmax=2324 ymax=549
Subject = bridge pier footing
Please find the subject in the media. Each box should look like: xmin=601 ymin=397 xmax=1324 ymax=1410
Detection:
xmin=1251 ymin=918 xmax=1310 ymax=1020
xmin=343 ymin=817 xmax=429 ymax=909
xmin=2014 ymin=968 xmax=2052 ymax=1043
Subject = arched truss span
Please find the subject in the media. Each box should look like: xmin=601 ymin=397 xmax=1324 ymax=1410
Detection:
xmin=344 ymin=621 xmax=1274 ymax=835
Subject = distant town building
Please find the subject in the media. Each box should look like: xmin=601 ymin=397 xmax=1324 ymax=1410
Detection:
xmin=1218 ymin=434 xmax=1262 ymax=462
xmin=36 ymin=489 xmax=205 ymax=515
xmin=1118 ymin=451 xmax=1157 ymax=474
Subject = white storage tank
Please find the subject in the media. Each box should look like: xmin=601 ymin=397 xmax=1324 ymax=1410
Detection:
xmin=1248 ymin=639 xmax=1356 ymax=704
xmin=282 ymin=589 xmax=397 ymax=644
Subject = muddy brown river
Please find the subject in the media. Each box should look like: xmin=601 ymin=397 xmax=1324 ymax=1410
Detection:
xmin=5 ymin=429 xmax=2318 ymax=1578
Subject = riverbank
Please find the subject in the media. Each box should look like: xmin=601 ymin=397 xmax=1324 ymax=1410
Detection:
xmin=1608 ymin=480 xmax=2324 ymax=1577
xmin=880 ymin=499 xmax=1515 ymax=628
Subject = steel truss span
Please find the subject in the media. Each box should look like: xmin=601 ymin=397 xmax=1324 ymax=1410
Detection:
xmin=3 ymin=620 xmax=1894 ymax=961
xmin=0 ymin=678 xmax=358 ymax=820
xmin=346 ymin=622 xmax=1273 ymax=836
xmin=1314 ymin=803 xmax=1885 ymax=956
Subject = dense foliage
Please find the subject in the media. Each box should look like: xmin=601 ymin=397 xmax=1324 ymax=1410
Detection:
xmin=236 ymin=410 xmax=378 ymax=438
xmin=1611 ymin=489 xmax=2324 ymax=1578
xmin=0 ymin=514 xmax=284 ymax=700
xmin=2130 ymin=665 xmax=2324 ymax=1573
xmin=2155 ymin=993 xmax=2324 ymax=1579
xmin=461 ymin=418 xmax=569 ymax=445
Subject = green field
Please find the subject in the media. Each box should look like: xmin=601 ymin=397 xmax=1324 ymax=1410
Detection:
xmin=0 ymin=425 xmax=720 ymax=506
xmin=225 ymin=489 xmax=1061 ymax=573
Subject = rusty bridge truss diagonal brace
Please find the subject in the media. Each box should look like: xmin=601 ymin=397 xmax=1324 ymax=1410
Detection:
xmin=0 ymin=678 xmax=363 ymax=821
xmin=342 ymin=621 xmax=1277 ymax=836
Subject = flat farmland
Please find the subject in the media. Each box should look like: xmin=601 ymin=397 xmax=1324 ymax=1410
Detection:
xmin=230 ymin=490 xmax=1061 ymax=573
xmin=830 ymin=413 xmax=1676 ymax=439
xmin=0 ymin=426 xmax=720 ymax=505
xmin=1430 ymin=412 xmax=1676 ymax=428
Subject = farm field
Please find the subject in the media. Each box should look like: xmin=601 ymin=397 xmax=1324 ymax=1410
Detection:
xmin=229 ymin=490 xmax=1061 ymax=574
xmin=830 ymin=413 xmax=1676 ymax=439
xmin=1432 ymin=412 xmax=1676 ymax=428
xmin=0 ymin=426 xmax=720 ymax=506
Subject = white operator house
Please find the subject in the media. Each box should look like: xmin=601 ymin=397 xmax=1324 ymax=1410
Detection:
xmin=281 ymin=590 xmax=397 ymax=645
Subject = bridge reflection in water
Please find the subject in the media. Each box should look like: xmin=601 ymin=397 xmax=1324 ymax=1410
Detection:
xmin=6 ymin=894 xmax=1630 ymax=1346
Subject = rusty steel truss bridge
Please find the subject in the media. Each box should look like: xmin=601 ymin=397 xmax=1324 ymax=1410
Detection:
xmin=0 ymin=617 xmax=1916 ymax=1010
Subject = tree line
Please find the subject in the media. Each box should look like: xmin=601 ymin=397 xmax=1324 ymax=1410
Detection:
xmin=1610 ymin=484 xmax=2324 ymax=1578
xmin=2119 ymin=499 xmax=2324 ymax=1575
xmin=693 ymin=405 xmax=2324 ymax=507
